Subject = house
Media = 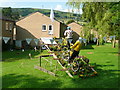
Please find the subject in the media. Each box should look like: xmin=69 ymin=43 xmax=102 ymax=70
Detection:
xmin=67 ymin=22 xmax=101 ymax=43
xmin=0 ymin=16 xmax=16 ymax=50
xmin=16 ymin=12 xmax=67 ymax=48
xmin=67 ymin=22 xmax=83 ymax=43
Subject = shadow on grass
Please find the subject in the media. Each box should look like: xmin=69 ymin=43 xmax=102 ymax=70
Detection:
xmin=82 ymin=44 xmax=94 ymax=50
xmin=101 ymin=52 xmax=118 ymax=54
xmin=96 ymin=64 xmax=115 ymax=67
xmin=70 ymin=63 xmax=119 ymax=88
xmin=2 ymin=74 xmax=62 ymax=88
xmin=2 ymin=50 xmax=43 ymax=62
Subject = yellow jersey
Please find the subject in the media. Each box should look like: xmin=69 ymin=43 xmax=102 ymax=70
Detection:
xmin=70 ymin=40 xmax=82 ymax=51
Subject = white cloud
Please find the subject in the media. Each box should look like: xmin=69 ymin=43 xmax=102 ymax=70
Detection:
xmin=55 ymin=5 xmax=63 ymax=11
xmin=54 ymin=4 xmax=83 ymax=14
xmin=0 ymin=0 xmax=16 ymax=7
xmin=61 ymin=8 xmax=83 ymax=14
xmin=0 ymin=0 xmax=68 ymax=2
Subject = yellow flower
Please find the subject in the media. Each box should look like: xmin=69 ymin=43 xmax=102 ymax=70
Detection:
xmin=94 ymin=71 xmax=97 ymax=74
xmin=53 ymin=36 xmax=56 ymax=39
xmin=80 ymin=74 xmax=83 ymax=77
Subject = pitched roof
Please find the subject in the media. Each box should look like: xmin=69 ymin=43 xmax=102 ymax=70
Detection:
xmin=17 ymin=11 xmax=63 ymax=24
xmin=67 ymin=22 xmax=83 ymax=26
xmin=16 ymin=11 xmax=64 ymax=24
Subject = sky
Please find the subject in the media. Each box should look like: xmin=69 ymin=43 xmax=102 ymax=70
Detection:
xmin=0 ymin=0 xmax=83 ymax=14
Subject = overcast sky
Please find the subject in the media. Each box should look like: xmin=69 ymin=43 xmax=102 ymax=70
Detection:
xmin=0 ymin=0 xmax=83 ymax=14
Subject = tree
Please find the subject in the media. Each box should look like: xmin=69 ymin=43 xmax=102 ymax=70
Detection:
xmin=2 ymin=7 xmax=20 ymax=21
xmin=2 ymin=7 xmax=12 ymax=19
xmin=66 ymin=2 xmax=119 ymax=48
xmin=66 ymin=1 xmax=81 ymax=19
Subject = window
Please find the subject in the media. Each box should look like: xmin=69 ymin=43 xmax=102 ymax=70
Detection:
xmin=9 ymin=23 xmax=13 ymax=31
xmin=6 ymin=22 xmax=9 ymax=30
xmin=49 ymin=25 xmax=52 ymax=30
xmin=48 ymin=25 xmax=53 ymax=35
xmin=42 ymin=25 xmax=47 ymax=31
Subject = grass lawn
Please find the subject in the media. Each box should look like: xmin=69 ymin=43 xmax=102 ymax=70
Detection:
xmin=2 ymin=43 xmax=119 ymax=88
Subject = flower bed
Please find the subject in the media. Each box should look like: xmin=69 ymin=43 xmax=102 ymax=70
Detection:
xmin=48 ymin=38 xmax=98 ymax=78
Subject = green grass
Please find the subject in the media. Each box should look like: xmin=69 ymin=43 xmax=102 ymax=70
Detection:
xmin=2 ymin=43 xmax=119 ymax=88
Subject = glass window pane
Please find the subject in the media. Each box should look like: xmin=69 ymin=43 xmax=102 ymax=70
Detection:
xmin=10 ymin=23 xmax=13 ymax=30
xmin=49 ymin=25 xmax=52 ymax=30
xmin=42 ymin=25 xmax=46 ymax=31
xmin=6 ymin=22 xmax=9 ymax=30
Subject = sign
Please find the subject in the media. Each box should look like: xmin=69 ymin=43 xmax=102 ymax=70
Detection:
xmin=3 ymin=37 xmax=10 ymax=44
xmin=34 ymin=39 xmax=39 ymax=45
xmin=26 ymin=38 xmax=32 ymax=44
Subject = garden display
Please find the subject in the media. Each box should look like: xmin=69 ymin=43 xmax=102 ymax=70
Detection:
xmin=48 ymin=38 xmax=98 ymax=78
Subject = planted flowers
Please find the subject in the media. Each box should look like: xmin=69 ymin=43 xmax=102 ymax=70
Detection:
xmin=48 ymin=38 xmax=97 ymax=78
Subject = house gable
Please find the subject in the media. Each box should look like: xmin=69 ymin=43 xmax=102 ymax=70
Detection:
xmin=67 ymin=22 xmax=83 ymax=31
xmin=1 ymin=16 xmax=15 ymax=38
xmin=67 ymin=22 xmax=83 ymax=42
xmin=16 ymin=12 xmax=61 ymax=40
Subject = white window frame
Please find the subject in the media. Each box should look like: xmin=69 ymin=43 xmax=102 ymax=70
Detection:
xmin=42 ymin=24 xmax=47 ymax=31
xmin=9 ymin=23 xmax=13 ymax=31
xmin=48 ymin=24 xmax=53 ymax=35
xmin=6 ymin=22 xmax=9 ymax=30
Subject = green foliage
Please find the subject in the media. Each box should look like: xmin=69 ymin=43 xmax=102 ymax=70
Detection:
xmin=66 ymin=19 xmax=75 ymax=24
xmin=82 ymin=2 xmax=119 ymax=38
xmin=2 ymin=7 xmax=81 ymax=22
xmin=82 ymin=26 xmax=91 ymax=42
xmin=66 ymin=2 xmax=119 ymax=46
xmin=2 ymin=7 xmax=20 ymax=20
xmin=2 ymin=7 xmax=12 ymax=19
xmin=11 ymin=8 xmax=81 ymax=22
